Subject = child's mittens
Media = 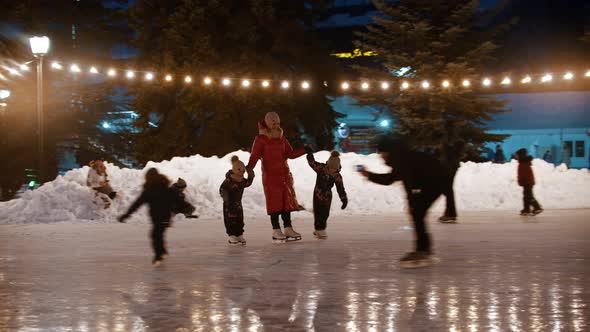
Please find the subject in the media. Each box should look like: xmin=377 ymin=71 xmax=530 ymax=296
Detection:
xmin=341 ymin=198 xmax=348 ymax=210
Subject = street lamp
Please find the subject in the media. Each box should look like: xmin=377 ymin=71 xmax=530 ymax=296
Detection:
xmin=29 ymin=36 xmax=50 ymax=183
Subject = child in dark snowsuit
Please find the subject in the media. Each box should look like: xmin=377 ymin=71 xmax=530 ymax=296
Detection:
xmin=515 ymin=148 xmax=543 ymax=216
xmin=305 ymin=147 xmax=348 ymax=239
xmin=118 ymin=168 xmax=188 ymax=265
xmin=359 ymin=136 xmax=446 ymax=268
xmin=220 ymin=156 xmax=255 ymax=245
xmin=170 ymin=178 xmax=198 ymax=219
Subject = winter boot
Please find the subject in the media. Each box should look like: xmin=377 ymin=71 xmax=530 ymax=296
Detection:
xmin=237 ymin=235 xmax=247 ymax=245
xmin=152 ymin=256 xmax=163 ymax=266
xmin=532 ymin=208 xmax=544 ymax=215
xmin=399 ymin=251 xmax=433 ymax=269
xmin=228 ymin=235 xmax=240 ymax=245
xmin=272 ymin=229 xmax=287 ymax=242
xmin=284 ymin=227 xmax=302 ymax=241
xmin=313 ymin=230 xmax=327 ymax=239
xmin=438 ymin=215 xmax=457 ymax=223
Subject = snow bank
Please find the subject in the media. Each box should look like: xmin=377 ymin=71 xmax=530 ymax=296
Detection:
xmin=1 ymin=151 xmax=589 ymax=224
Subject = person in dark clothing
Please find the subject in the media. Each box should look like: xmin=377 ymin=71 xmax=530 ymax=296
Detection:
xmin=220 ymin=156 xmax=254 ymax=245
xmin=494 ymin=145 xmax=506 ymax=164
xmin=437 ymin=141 xmax=465 ymax=223
xmin=118 ymin=168 xmax=188 ymax=265
xmin=515 ymin=148 xmax=543 ymax=216
xmin=170 ymin=178 xmax=198 ymax=219
xmin=305 ymin=146 xmax=348 ymax=239
xmin=358 ymin=136 xmax=446 ymax=268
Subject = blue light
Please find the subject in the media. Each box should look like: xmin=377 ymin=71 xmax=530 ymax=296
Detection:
xmin=380 ymin=120 xmax=389 ymax=127
xmin=102 ymin=122 xmax=110 ymax=129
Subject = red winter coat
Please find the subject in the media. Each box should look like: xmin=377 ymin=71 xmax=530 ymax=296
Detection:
xmin=247 ymin=124 xmax=305 ymax=215
xmin=517 ymin=157 xmax=535 ymax=187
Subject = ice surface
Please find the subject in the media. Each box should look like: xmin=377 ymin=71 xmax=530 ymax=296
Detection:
xmin=1 ymin=151 xmax=589 ymax=224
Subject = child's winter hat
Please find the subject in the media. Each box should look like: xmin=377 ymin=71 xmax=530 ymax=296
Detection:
xmin=327 ymin=151 xmax=341 ymax=170
xmin=231 ymin=155 xmax=245 ymax=173
xmin=174 ymin=178 xmax=187 ymax=189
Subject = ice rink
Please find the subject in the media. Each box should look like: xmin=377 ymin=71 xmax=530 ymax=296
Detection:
xmin=1 ymin=210 xmax=589 ymax=331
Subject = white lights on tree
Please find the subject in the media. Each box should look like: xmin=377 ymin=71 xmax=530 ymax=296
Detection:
xmin=301 ymin=81 xmax=310 ymax=89
xmin=482 ymin=78 xmax=492 ymax=86
xmin=70 ymin=64 xmax=81 ymax=73
xmin=184 ymin=75 xmax=192 ymax=83
xmin=401 ymin=82 xmax=410 ymax=90
xmin=261 ymin=80 xmax=270 ymax=88
xmin=203 ymin=77 xmax=212 ymax=85
xmin=501 ymin=77 xmax=511 ymax=85
xmin=442 ymin=80 xmax=450 ymax=88
xmin=462 ymin=80 xmax=471 ymax=87
xmin=381 ymin=82 xmax=389 ymax=90
xmin=165 ymin=74 xmax=172 ymax=82
xmin=51 ymin=62 xmax=63 ymax=70
xmin=281 ymin=81 xmax=290 ymax=89
xmin=563 ymin=72 xmax=573 ymax=80
xmin=421 ymin=81 xmax=430 ymax=89
xmin=541 ymin=74 xmax=552 ymax=83
xmin=521 ymin=76 xmax=532 ymax=84
xmin=341 ymin=82 xmax=350 ymax=90
xmin=126 ymin=70 xmax=135 ymax=79
xmin=89 ymin=66 xmax=99 ymax=74
xmin=585 ymin=70 xmax=590 ymax=77
xmin=107 ymin=69 xmax=116 ymax=77
xmin=242 ymin=79 xmax=251 ymax=87
xmin=145 ymin=72 xmax=154 ymax=81
xmin=29 ymin=36 xmax=50 ymax=55
xmin=361 ymin=82 xmax=370 ymax=90
xmin=222 ymin=78 xmax=231 ymax=86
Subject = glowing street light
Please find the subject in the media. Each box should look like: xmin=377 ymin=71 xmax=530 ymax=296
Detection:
xmin=102 ymin=121 xmax=110 ymax=129
xmin=380 ymin=120 xmax=390 ymax=127
xmin=29 ymin=36 xmax=50 ymax=184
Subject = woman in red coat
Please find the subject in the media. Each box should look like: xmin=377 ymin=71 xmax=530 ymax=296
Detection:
xmin=247 ymin=112 xmax=306 ymax=242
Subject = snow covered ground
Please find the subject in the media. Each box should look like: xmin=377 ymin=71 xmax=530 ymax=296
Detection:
xmin=1 ymin=151 xmax=590 ymax=224
xmin=1 ymin=210 xmax=589 ymax=331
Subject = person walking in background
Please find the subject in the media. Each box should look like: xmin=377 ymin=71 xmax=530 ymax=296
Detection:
xmin=305 ymin=146 xmax=348 ymax=239
xmin=118 ymin=168 xmax=189 ymax=266
xmin=493 ymin=145 xmax=506 ymax=164
xmin=220 ymin=156 xmax=255 ymax=245
xmin=515 ymin=148 xmax=543 ymax=216
xmin=561 ymin=143 xmax=571 ymax=167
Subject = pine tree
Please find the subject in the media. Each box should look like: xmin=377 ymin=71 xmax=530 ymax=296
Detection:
xmin=353 ymin=0 xmax=514 ymax=163
xmin=128 ymin=0 xmax=342 ymax=162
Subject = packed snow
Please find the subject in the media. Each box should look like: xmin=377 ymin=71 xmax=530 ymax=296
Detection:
xmin=1 ymin=151 xmax=589 ymax=224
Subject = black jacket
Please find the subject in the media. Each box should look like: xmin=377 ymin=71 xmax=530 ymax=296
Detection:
xmin=124 ymin=184 xmax=184 ymax=222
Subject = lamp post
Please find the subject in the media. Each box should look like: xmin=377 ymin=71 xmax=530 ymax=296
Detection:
xmin=29 ymin=36 xmax=50 ymax=184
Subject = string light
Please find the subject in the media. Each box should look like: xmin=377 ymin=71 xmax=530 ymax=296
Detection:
xmin=107 ymin=69 xmax=116 ymax=77
xmin=242 ymin=79 xmax=251 ymax=87
xmin=563 ymin=72 xmax=573 ymax=80
xmin=361 ymin=82 xmax=370 ymax=90
xmin=184 ymin=75 xmax=192 ymax=83
xmin=381 ymin=82 xmax=389 ymax=90
xmin=462 ymin=79 xmax=471 ymax=87
xmin=126 ymin=70 xmax=135 ymax=79
xmin=421 ymin=80 xmax=430 ymax=89
xmin=145 ymin=72 xmax=154 ymax=81
xmin=341 ymin=82 xmax=350 ymax=90
xmin=585 ymin=70 xmax=590 ymax=77
xmin=261 ymin=80 xmax=270 ymax=88
xmin=401 ymin=81 xmax=410 ymax=90
xmin=6 ymin=68 xmax=19 ymax=75
xmin=501 ymin=77 xmax=511 ymax=85
xmin=442 ymin=80 xmax=450 ymax=88
xmin=541 ymin=74 xmax=552 ymax=83
xmin=51 ymin=62 xmax=63 ymax=70
xmin=281 ymin=81 xmax=290 ymax=89
xmin=203 ymin=77 xmax=212 ymax=85
xmin=222 ymin=78 xmax=231 ymax=86
xmin=70 ymin=64 xmax=81 ymax=73
xmin=19 ymin=64 xmax=30 ymax=71
xmin=165 ymin=74 xmax=172 ymax=82
xmin=482 ymin=78 xmax=492 ymax=87
xmin=521 ymin=76 xmax=532 ymax=84
xmin=301 ymin=81 xmax=310 ymax=89
xmin=89 ymin=66 xmax=99 ymax=74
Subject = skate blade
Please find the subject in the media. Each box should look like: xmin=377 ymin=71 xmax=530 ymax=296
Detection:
xmin=272 ymin=238 xmax=287 ymax=244
xmin=399 ymin=257 xmax=439 ymax=269
xmin=438 ymin=219 xmax=457 ymax=224
xmin=285 ymin=236 xmax=302 ymax=242
xmin=314 ymin=236 xmax=327 ymax=240
xmin=152 ymin=260 xmax=162 ymax=267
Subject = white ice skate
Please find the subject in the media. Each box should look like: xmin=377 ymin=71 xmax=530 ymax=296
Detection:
xmin=228 ymin=235 xmax=241 ymax=245
xmin=272 ymin=229 xmax=287 ymax=243
xmin=399 ymin=251 xmax=438 ymax=269
xmin=313 ymin=230 xmax=327 ymax=240
xmin=237 ymin=235 xmax=247 ymax=245
xmin=284 ymin=227 xmax=302 ymax=241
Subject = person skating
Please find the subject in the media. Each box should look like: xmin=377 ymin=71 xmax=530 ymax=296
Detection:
xmin=515 ymin=148 xmax=543 ymax=216
xmin=246 ymin=112 xmax=306 ymax=243
xmin=170 ymin=178 xmax=199 ymax=220
xmin=437 ymin=141 xmax=465 ymax=224
xmin=305 ymin=146 xmax=348 ymax=239
xmin=358 ymin=136 xmax=446 ymax=268
xmin=118 ymin=168 xmax=189 ymax=266
xmin=219 ymin=156 xmax=255 ymax=245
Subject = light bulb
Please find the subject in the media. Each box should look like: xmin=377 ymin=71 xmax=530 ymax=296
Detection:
xmin=462 ymin=79 xmax=470 ymax=87
xmin=563 ymin=72 xmax=573 ymax=80
xmin=107 ymin=69 xmax=116 ymax=77
xmin=381 ymin=82 xmax=389 ymax=90
xmin=165 ymin=74 xmax=172 ymax=82
xmin=301 ymin=81 xmax=310 ymax=89
xmin=442 ymin=80 xmax=450 ymax=88
xmin=222 ymin=78 xmax=231 ymax=86
xmin=89 ymin=66 xmax=98 ymax=74
xmin=126 ymin=70 xmax=135 ymax=79
xmin=501 ymin=77 xmax=511 ymax=85
xmin=242 ymin=79 xmax=251 ymax=87
xmin=203 ymin=77 xmax=212 ymax=85
xmin=361 ymin=82 xmax=370 ymax=90
xmin=145 ymin=72 xmax=154 ymax=81
xmin=341 ymin=82 xmax=349 ymax=90
xmin=281 ymin=81 xmax=290 ymax=89
xmin=401 ymin=81 xmax=410 ymax=90
xmin=261 ymin=80 xmax=270 ymax=88
xmin=421 ymin=81 xmax=430 ymax=89
xmin=184 ymin=75 xmax=192 ymax=83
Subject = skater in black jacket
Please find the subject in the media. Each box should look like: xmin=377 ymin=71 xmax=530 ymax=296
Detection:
xmin=305 ymin=146 xmax=348 ymax=239
xmin=219 ymin=156 xmax=254 ymax=245
xmin=118 ymin=168 xmax=188 ymax=265
xmin=358 ymin=136 xmax=446 ymax=268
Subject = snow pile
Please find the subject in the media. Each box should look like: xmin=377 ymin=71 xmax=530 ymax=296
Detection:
xmin=1 ymin=151 xmax=589 ymax=224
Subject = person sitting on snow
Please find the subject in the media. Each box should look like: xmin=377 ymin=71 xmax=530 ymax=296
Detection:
xmin=87 ymin=160 xmax=117 ymax=207
xmin=170 ymin=178 xmax=198 ymax=219
xmin=305 ymin=146 xmax=348 ymax=239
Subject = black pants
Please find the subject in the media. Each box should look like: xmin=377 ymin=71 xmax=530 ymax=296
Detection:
xmin=151 ymin=221 xmax=168 ymax=259
xmin=442 ymin=169 xmax=458 ymax=217
xmin=522 ymin=185 xmax=541 ymax=212
xmin=313 ymin=199 xmax=331 ymax=230
xmin=223 ymin=204 xmax=244 ymax=236
xmin=408 ymin=189 xmax=442 ymax=252
xmin=270 ymin=212 xmax=292 ymax=229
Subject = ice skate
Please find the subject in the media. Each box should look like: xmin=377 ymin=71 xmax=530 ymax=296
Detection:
xmin=520 ymin=210 xmax=532 ymax=216
xmin=284 ymin=227 xmax=302 ymax=241
xmin=313 ymin=230 xmax=327 ymax=239
xmin=438 ymin=215 xmax=457 ymax=223
xmin=237 ymin=235 xmax=247 ymax=245
xmin=399 ymin=251 xmax=434 ymax=269
xmin=152 ymin=257 xmax=163 ymax=266
xmin=272 ymin=229 xmax=287 ymax=243
xmin=228 ymin=235 xmax=241 ymax=245
xmin=532 ymin=208 xmax=544 ymax=216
